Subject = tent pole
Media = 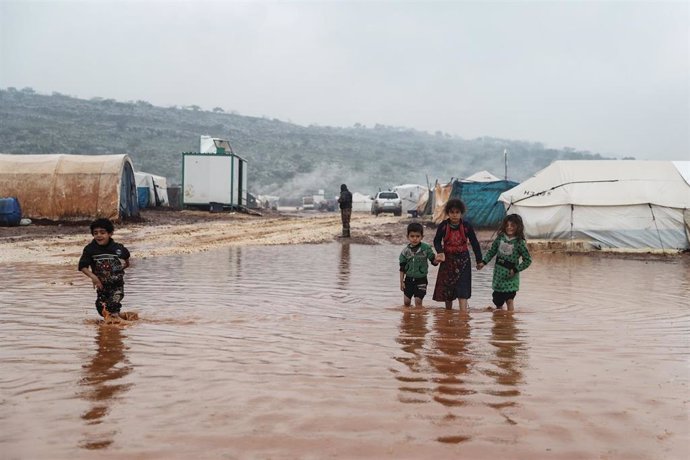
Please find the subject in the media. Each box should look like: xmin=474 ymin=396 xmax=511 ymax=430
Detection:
xmin=648 ymin=203 xmax=666 ymax=253
xmin=570 ymin=204 xmax=574 ymax=242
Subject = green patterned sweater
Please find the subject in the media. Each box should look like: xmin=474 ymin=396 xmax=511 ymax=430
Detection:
xmin=482 ymin=234 xmax=532 ymax=292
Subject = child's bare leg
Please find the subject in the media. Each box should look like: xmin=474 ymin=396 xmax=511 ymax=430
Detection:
xmin=458 ymin=298 xmax=468 ymax=311
xmin=403 ymin=295 xmax=412 ymax=307
xmin=506 ymin=299 xmax=515 ymax=312
xmin=414 ymin=297 xmax=423 ymax=308
xmin=445 ymin=301 xmax=453 ymax=310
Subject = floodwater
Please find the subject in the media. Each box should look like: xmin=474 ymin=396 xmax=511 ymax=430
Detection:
xmin=1 ymin=243 xmax=688 ymax=459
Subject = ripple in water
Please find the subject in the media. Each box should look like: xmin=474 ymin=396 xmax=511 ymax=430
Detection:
xmin=1 ymin=243 xmax=688 ymax=458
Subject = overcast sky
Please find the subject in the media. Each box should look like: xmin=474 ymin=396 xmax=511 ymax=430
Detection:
xmin=1 ymin=0 xmax=688 ymax=159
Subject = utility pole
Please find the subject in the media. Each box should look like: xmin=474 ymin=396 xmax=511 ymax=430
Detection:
xmin=504 ymin=149 xmax=508 ymax=181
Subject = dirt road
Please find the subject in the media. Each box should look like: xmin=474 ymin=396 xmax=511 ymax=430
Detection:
xmin=0 ymin=209 xmax=412 ymax=266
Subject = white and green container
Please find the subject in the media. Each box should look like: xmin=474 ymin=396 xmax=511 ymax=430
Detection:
xmin=182 ymin=152 xmax=248 ymax=209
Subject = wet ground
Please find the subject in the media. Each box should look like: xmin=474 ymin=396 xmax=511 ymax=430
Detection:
xmin=1 ymin=243 xmax=688 ymax=459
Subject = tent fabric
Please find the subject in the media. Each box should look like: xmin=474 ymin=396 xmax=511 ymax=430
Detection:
xmin=416 ymin=189 xmax=432 ymax=216
xmin=498 ymin=160 xmax=690 ymax=250
xmin=135 ymin=171 xmax=169 ymax=207
xmin=352 ymin=192 xmax=373 ymax=212
xmin=392 ymin=184 xmax=428 ymax=214
xmin=137 ymin=187 xmax=150 ymax=209
xmin=451 ymin=180 xmax=519 ymax=227
xmin=499 ymin=161 xmax=690 ymax=208
xmin=462 ymin=170 xmax=501 ymax=182
xmin=431 ymin=175 xmax=517 ymax=227
xmin=433 ymin=182 xmax=453 ymax=223
xmin=0 ymin=153 xmax=139 ymax=221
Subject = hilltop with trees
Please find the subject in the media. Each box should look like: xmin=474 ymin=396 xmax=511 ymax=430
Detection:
xmin=0 ymin=87 xmax=614 ymax=199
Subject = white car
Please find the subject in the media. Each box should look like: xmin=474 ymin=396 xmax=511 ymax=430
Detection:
xmin=372 ymin=191 xmax=402 ymax=216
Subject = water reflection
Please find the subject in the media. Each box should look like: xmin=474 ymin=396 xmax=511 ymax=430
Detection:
xmin=228 ymin=246 xmax=242 ymax=281
xmin=79 ymin=324 xmax=132 ymax=450
xmin=337 ymin=242 xmax=351 ymax=289
xmin=394 ymin=308 xmax=430 ymax=403
xmin=484 ymin=312 xmax=525 ymax=411
xmin=428 ymin=310 xmax=474 ymax=407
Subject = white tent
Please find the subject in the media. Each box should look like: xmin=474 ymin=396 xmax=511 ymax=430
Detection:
xmin=462 ymin=170 xmax=501 ymax=182
xmin=135 ymin=171 xmax=169 ymax=207
xmin=392 ymin=184 xmax=428 ymax=214
xmin=499 ymin=160 xmax=690 ymax=250
xmin=352 ymin=192 xmax=373 ymax=212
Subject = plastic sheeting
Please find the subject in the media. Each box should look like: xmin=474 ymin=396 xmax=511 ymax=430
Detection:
xmin=135 ymin=171 xmax=169 ymax=207
xmin=431 ymin=179 xmax=517 ymax=227
xmin=498 ymin=160 xmax=690 ymax=250
xmin=392 ymin=184 xmax=428 ymax=214
xmin=0 ymin=153 xmax=139 ymax=221
xmin=352 ymin=192 xmax=373 ymax=212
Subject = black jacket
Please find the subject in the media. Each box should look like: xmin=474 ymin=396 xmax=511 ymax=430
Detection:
xmin=338 ymin=190 xmax=353 ymax=209
xmin=78 ymin=239 xmax=130 ymax=279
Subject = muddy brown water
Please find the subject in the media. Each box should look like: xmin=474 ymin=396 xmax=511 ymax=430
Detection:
xmin=1 ymin=243 xmax=688 ymax=459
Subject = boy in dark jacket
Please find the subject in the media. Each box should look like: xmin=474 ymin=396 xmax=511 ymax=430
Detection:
xmin=78 ymin=218 xmax=131 ymax=321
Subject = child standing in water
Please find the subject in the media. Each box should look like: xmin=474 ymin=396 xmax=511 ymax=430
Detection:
xmin=478 ymin=214 xmax=532 ymax=311
xmin=78 ymin=218 xmax=131 ymax=322
xmin=432 ymin=199 xmax=483 ymax=311
xmin=399 ymin=222 xmax=438 ymax=307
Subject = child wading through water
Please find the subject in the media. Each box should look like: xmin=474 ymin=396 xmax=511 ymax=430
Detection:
xmin=432 ymin=199 xmax=483 ymax=311
xmin=478 ymin=214 xmax=532 ymax=311
xmin=399 ymin=222 xmax=438 ymax=307
xmin=78 ymin=218 xmax=132 ymax=322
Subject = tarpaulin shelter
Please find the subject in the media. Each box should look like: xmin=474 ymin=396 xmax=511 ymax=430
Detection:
xmin=135 ymin=171 xmax=169 ymax=208
xmin=431 ymin=172 xmax=518 ymax=227
xmin=0 ymin=153 xmax=139 ymax=221
xmin=352 ymin=192 xmax=373 ymax=212
xmin=392 ymin=184 xmax=428 ymax=214
xmin=498 ymin=160 xmax=690 ymax=250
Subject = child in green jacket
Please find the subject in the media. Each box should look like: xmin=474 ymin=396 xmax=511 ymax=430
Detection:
xmin=399 ymin=222 xmax=438 ymax=307
xmin=478 ymin=214 xmax=532 ymax=311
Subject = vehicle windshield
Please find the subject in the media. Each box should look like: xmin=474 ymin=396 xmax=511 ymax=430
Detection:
xmin=378 ymin=192 xmax=398 ymax=199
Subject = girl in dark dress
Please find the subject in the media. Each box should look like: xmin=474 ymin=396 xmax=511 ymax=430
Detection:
xmin=432 ymin=199 xmax=483 ymax=310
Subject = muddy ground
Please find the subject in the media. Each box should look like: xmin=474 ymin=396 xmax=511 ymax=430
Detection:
xmin=0 ymin=208 xmax=477 ymax=266
xmin=2 ymin=208 xmax=683 ymax=266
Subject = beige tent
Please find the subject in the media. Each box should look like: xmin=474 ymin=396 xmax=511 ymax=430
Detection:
xmin=432 ymin=182 xmax=453 ymax=223
xmin=0 ymin=153 xmax=139 ymax=221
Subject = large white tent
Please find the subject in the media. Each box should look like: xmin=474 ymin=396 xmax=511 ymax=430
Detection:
xmin=499 ymin=160 xmax=690 ymax=250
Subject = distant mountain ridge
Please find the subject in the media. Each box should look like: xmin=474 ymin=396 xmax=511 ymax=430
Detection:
xmin=0 ymin=88 xmax=613 ymax=199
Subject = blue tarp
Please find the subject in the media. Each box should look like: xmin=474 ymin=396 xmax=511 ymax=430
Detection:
xmin=0 ymin=197 xmax=22 ymax=226
xmin=450 ymin=180 xmax=518 ymax=228
xmin=137 ymin=187 xmax=150 ymax=209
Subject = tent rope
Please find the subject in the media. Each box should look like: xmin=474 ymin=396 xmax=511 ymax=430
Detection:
xmin=648 ymin=203 xmax=666 ymax=253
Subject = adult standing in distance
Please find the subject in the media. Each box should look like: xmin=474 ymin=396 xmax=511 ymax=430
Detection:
xmin=338 ymin=184 xmax=353 ymax=237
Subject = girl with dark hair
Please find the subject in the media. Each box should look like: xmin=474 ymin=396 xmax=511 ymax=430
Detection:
xmin=478 ymin=214 xmax=532 ymax=311
xmin=432 ymin=199 xmax=483 ymax=310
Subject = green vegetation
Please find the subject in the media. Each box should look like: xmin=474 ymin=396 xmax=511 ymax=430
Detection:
xmin=0 ymin=87 xmax=612 ymax=199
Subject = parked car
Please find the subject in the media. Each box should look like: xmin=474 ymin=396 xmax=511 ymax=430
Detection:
xmin=372 ymin=191 xmax=402 ymax=216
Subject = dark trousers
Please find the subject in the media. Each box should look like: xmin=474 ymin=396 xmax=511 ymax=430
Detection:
xmin=95 ymin=281 xmax=125 ymax=316
xmin=340 ymin=208 xmax=352 ymax=237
